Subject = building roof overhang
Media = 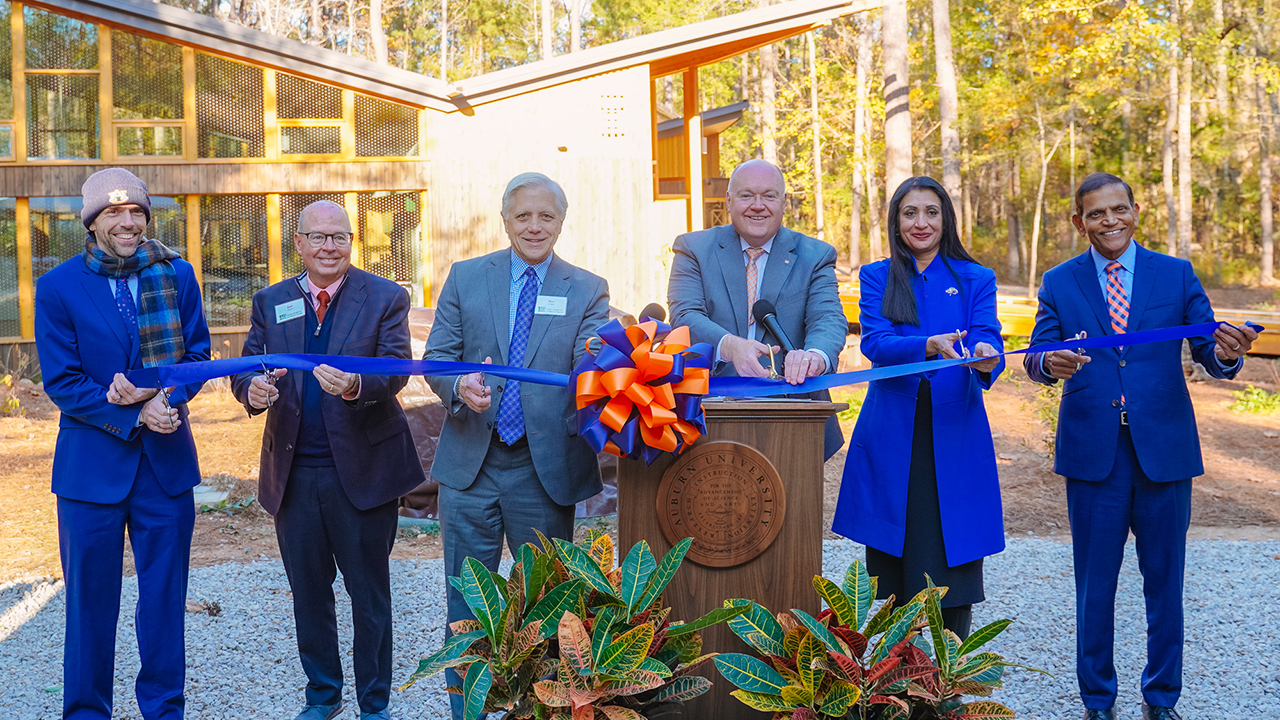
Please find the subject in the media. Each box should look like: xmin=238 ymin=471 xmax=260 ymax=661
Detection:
xmin=657 ymin=101 xmax=750 ymax=140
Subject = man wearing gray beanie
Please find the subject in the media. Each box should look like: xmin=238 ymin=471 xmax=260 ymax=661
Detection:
xmin=34 ymin=167 xmax=211 ymax=720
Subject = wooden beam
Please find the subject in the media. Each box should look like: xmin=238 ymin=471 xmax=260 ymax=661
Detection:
xmin=650 ymin=75 xmax=659 ymax=201
xmin=12 ymin=3 xmax=26 ymax=163
xmin=419 ymin=189 xmax=431 ymax=305
xmin=182 ymin=46 xmax=197 ymax=161
xmin=99 ymin=25 xmax=113 ymax=161
xmin=184 ymin=193 xmax=202 ymax=286
xmin=341 ymin=89 xmax=356 ymax=161
xmin=266 ymin=193 xmax=282 ymax=284
xmin=344 ymin=192 xmax=361 ymax=269
xmin=649 ymin=26 xmax=815 ymax=79
xmin=263 ymin=69 xmax=278 ymax=160
xmin=15 ymin=198 xmax=32 ymax=339
xmin=684 ymin=67 xmax=703 ymax=233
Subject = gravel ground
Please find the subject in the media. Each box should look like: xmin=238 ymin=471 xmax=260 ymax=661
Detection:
xmin=2 ymin=538 xmax=1278 ymax=719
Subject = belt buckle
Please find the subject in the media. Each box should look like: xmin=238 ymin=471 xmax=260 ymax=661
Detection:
xmin=1119 ymin=410 xmax=1128 ymax=426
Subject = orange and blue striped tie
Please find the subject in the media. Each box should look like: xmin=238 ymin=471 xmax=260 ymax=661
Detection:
xmin=1104 ymin=261 xmax=1128 ymax=336
xmin=745 ymin=247 xmax=766 ymax=328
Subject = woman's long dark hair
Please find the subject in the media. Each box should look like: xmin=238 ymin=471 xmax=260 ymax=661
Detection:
xmin=881 ymin=176 xmax=978 ymax=326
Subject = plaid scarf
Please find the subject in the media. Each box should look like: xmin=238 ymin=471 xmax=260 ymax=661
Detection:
xmin=82 ymin=233 xmax=186 ymax=368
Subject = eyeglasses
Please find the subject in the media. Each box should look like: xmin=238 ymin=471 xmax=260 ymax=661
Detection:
xmin=731 ymin=192 xmax=784 ymax=205
xmin=300 ymin=232 xmax=353 ymax=248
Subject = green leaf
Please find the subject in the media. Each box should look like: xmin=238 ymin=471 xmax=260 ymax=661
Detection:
xmin=813 ymin=576 xmax=857 ymax=628
xmin=634 ymin=537 xmax=692 ymax=612
xmin=516 ymin=544 xmax=548 ymax=609
xmin=525 ymin=579 xmax=584 ymax=640
xmin=955 ymin=652 xmax=1003 ymax=680
xmin=655 ymin=630 xmax=702 ymax=665
xmin=818 ymin=679 xmax=861 ymax=715
xmin=712 ymin=653 xmax=788 ymax=694
xmin=552 ymin=538 xmax=622 ymax=603
xmin=637 ymin=655 xmax=674 ymax=677
xmin=462 ymin=661 xmax=493 ymax=720
xmin=591 ymin=605 xmax=619 ymax=668
xmin=790 ymin=608 xmax=850 ymax=656
xmin=873 ymin=601 xmax=923 ymax=663
xmin=797 ymin=632 xmax=821 ymax=691
xmin=959 ymin=700 xmax=1016 ymax=718
xmin=957 ymin=618 xmax=1013 ymax=658
xmin=650 ymin=675 xmax=712 ymax=703
xmin=400 ymin=629 xmax=487 ymax=687
xmin=724 ymin=599 xmax=786 ymax=656
xmin=599 ymin=622 xmax=655 ymax=673
xmin=664 ymin=604 xmax=748 ymax=637
xmin=620 ymin=541 xmax=658 ymax=614
xmin=864 ymin=595 xmax=897 ymax=637
xmin=781 ymin=684 xmax=814 ymax=707
xmin=842 ymin=559 xmax=876 ymax=630
xmin=729 ymin=689 xmax=795 ymax=712
xmin=460 ymin=558 xmax=504 ymax=642
xmin=924 ymin=584 xmax=949 ymax=672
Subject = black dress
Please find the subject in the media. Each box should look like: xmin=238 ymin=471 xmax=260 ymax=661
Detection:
xmin=866 ymin=378 xmax=985 ymax=608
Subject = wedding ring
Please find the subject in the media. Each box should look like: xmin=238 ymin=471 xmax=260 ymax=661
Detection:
xmin=1233 ymin=343 xmax=1241 ymax=350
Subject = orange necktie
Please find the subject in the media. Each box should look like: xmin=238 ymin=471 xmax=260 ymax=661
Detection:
xmin=316 ymin=290 xmax=330 ymax=324
xmin=745 ymin=247 xmax=765 ymax=327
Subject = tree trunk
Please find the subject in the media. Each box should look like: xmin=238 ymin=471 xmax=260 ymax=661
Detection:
xmin=571 ymin=0 xmax=582 ymax=52
xmin=370 ymin=0 xmax=388 ymax=63
xmin=1007 ymin=158 xmax=1021 ymax=281
xmin=882 ymin=0 xmax=912 ymax=195
xmin=1212 ymin=0 xmax=1229 ymax=117
xmin=1261 ymin=76 xmax=1276 ymax=285
xmin=1069 ymin=119 xmax=1077 ymax=254
xmin=933 ymin=0 xmax=961 ymax=220
xmin=1164 ymin=60 xmax=1178 ymax=253
xmin=962 ymin=143 xmax=974 ymax=248
xmin=760 ymin=47 xmax=779 ymax=163
xmin=850 ymin=20 xmax=867 ymax=267
xmin=541 ymin=0 xmax=553 ymax=60
xmin=1176 ymin=0 xmax=1194 ymax=259
xmin=808 ymin=32 xmax=825 ymax=243
xmin=866 ymin=166 xmax=883 ymax=262
xmin=1028 ymin=117 xmax=1062 ymax=297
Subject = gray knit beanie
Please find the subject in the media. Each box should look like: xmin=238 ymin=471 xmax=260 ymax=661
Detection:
xmin=81 ymin=168 xmax=151 ymax=228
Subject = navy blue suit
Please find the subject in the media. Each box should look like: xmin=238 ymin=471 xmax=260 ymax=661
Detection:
xmin=35 ymin=256 xmax=210 ymax=720
xmin=1025 ymin=243 xmax=1240 ymax=710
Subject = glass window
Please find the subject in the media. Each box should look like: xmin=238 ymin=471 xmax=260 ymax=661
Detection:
xmin=196 ymin=54 xmax=264 ymax=159
xmin=277 ymin=74 xmax=343 ymax=120
xmin=280 ymin=125 xmax=342 ymax=155
xmin=30 ymin=197 xmax=86 ymax=281
xmin=358 ymin=191 xmax=423 ymax=286
xmin=117 ymin=126 xmax=182 ymax=157
xmin=280 ymin=193 xmax=346 ymax=277
xmin=0 ymin=3 xmax=12 ymax=120
xmin=0 ymin=127 xmax=11 ymax=159
xmin=200 ymin=194 xmax=268 ymax=327
xmin=24 ymin=7 xmax=98 ymax=70
xmin=113 ymin=31 xmax=182 ymax=121
xmin=355 ymin=95 xmax=418 ymax=158
xmin=150 ymin=196 xmax=187 ymax=256
xmin=27 ymin=75 xmax=100 ymax=160
xmin=0 ymin=198 xmax=17 ymax=338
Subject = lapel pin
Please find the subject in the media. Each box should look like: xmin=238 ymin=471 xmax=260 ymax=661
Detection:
xmin=946 ymin=287 xmax=958 ymax=296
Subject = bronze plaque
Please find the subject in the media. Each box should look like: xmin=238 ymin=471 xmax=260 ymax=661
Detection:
xmin=656 ymin=441 xmax=787 ymax=568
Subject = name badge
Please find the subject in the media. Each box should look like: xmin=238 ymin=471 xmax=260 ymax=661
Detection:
xmin=535 ymin=295 xmax=568 ymax=316
xmin=275 ymin=298 xmax=306 ymax=323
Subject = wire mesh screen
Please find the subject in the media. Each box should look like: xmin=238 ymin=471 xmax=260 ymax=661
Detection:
xmin=355 ymin=95 xmax=418 ymax=157
xmin=196 ymin=53 xmax=265 ymax=159
xmin=200 ymin=194 xmax=268 ymax=328
xmin=358 ymin=191 xmax=423 ymax=289
xmin=150 ymin=197 xmax=187 ymax=256
xmin=24 ymin=7 xmax=97 ymax=70
xmin=113 ymin=32 xmax=182 ymax=120
xmin=27 ymin=74 xmax=100 ymax=160
xmin=0 ymin=2 xmax=12 ymax=120
xmin=0 ymin=199 xmax=17 ymax=338
xmin=280 ymin=125 xmax=341 ymax=155
xmin=280 ymin=193 xmax=346 ymax=277
xmin=277 ymin=74 xmax=342 ymax=120
xmin=30 ymin=197 xmax=86 ymax=281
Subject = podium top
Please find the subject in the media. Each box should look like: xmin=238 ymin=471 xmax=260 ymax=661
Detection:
xmin=702 ymin=398 xmax=848 ymax=420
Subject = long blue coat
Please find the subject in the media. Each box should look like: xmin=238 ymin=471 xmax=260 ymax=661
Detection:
xmin=832 ymin=256 xmax=1006 ymax=567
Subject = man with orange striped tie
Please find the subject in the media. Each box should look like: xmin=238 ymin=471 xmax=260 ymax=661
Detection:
xmin=1024 ymin=172 xmax=1257 ymax=720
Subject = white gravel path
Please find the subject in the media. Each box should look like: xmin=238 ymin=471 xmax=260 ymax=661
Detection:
xmin=2 ymin=538 xmax=1278 ymax=719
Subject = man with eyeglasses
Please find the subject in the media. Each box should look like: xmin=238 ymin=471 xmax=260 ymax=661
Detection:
xmin=668 ymin=158 xmax=847 ymax=459
xmin=231 ymin=200 xmax=424 ymax=720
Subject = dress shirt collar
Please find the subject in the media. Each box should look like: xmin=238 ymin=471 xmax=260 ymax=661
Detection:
xmin=510 ymin=249 xmax=554 ymax=285
xmin=739 ymin=235 xmax=776 ymax=255
xmin=302 ymin=272 xmax=346 ymax=309
xmin=1089 ymin=240 xmax=1138 ymax=277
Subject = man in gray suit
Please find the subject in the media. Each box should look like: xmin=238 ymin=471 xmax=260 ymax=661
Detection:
xmin=423 ymin=172 xmax=610 ymax=720
xmin=668 ymin=159 xmax=847 ymax=458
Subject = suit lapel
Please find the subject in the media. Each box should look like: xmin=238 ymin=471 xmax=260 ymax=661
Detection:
xmin=277 ymin=277 xmax=308 ymax=400
xmin=759 ymin=228 xmax=797 ymax=308
xmin=487 ymin=252 xmax=512 ymax=364
xmin=1070 ymin=252 xmax=1113 ymax=351
xmin=1123 ymin=245 xmax=1158 ymax=352
xmin=716 ymin=227 xmax=749 ymax=337
xmin=326 ymin=271 xmax=367 ymax=356
xmin=79 ymin=266 xmax=136 ymax=362
xmin=524 ymin=256 xmax=570 ymax=364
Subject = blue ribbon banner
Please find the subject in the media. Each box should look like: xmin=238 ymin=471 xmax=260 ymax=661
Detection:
xmin=128 ymin=320 xmax=1264 ymax=397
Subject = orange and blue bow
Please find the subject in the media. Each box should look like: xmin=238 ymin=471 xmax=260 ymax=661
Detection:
xmin=572 ymin=318 xmax=713 ymax=464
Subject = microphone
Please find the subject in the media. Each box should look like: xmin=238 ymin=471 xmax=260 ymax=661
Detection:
xmin=638 ymin=303 xmax=666 ymax=323
xmin=752 ymin=299 xmax=797 ymax=353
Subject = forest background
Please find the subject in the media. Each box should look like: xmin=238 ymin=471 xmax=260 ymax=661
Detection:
xmin=162 ymin=0 xmax=1280 ymax=296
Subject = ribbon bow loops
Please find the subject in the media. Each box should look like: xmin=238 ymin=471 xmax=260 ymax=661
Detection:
xmin=573 ymin=319 xmax=712 ymax=464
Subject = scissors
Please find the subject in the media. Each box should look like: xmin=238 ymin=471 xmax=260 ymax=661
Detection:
xmin=259 ymin=352 xmax=278 ymax=408
xmin=159 ymin=385 xmax=175 ymax=431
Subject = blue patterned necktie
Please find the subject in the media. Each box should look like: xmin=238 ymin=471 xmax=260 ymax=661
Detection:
xmin=496 ymin=267 xmax=539 ymax=443
xmin=115 ymin=277 xmax=138 ymax=339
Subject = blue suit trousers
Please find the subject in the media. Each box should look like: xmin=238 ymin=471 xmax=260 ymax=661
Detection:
xmin=1067 ymin=425 xmax=1191 ymax=710
xmin=57 ymin=454 xmax=194 ymax=720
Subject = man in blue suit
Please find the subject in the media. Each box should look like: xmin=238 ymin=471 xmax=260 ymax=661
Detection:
xmin=1025 ymin=173 xmax=1256 ymax=720
xmin=424 ymin=172 xmax=609 ymax=720
xmin=35 ymin=168 xmax=211 ymax=719
xmin=667 ymin=159 xmax=847 ymax=458
xmin=231 ymin=200 xmax=425 ymax=720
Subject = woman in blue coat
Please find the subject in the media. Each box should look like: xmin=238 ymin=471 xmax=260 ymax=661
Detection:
xmin=832 ymin=176 xmax=1006 ymax=639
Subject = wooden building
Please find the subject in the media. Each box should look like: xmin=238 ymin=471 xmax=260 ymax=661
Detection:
xmin=0 ymin=0 xmax=876 ymax=357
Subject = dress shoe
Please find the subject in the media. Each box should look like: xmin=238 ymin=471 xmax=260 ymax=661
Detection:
xmin=1142 ymin=703 xmax=1183 ymax=720
xmin=1083 ymin=710 xmax=1115 ymax=720
xmin=361 ymin=711 xmax=391 ymax=720
xmin=294 ymin=703 xmax=343 ymax=720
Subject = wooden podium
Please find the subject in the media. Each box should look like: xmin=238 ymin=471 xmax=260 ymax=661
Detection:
xmin=618 ymin=399 xmax=845 ymax=720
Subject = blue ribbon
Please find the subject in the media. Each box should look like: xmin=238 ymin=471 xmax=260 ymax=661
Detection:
xmin=128 ymin=321 xmax=1264 ymax=398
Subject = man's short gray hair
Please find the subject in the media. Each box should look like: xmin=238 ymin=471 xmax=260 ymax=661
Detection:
xmin=501 ymin=172 xmax=568 ymax=218
xmin=298 ymin=200 xmax=350 ymax=232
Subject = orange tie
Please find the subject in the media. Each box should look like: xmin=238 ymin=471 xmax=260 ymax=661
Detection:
xmin=316 ymin=290 xmax=330 ymax=324
xmin=745 ymin=247 xmax=765 ymax=327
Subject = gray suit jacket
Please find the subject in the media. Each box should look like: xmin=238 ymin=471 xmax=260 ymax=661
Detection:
xmin=667 ymin=223 xmax=847 ymax=458
xmin=424 ymin=249 xmax=610 ymax=506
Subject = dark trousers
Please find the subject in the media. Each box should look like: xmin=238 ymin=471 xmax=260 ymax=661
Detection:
xmin=275 ymin=464 xmax=399 ymax=714
xmin=439 ymin=437 xmax=576 ymax=720
xmin=57 ymin=454 xmax=194 ymax=720
xmin=1067 ymin=425 xmax=1191 ymax=710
